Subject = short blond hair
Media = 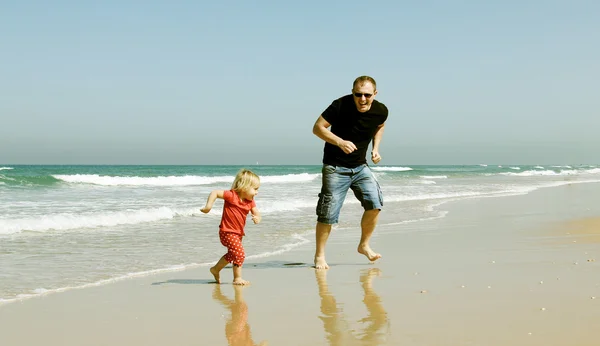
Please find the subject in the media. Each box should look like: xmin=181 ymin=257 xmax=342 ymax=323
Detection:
xmin=353 ymin=75 xmax=377 ymax=91
xmin=231 ymin=168 xmax=260 ymax=193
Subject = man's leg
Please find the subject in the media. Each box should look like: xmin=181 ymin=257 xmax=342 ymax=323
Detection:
xmin=357 ymin=209 xmax=382 ymax=262
xmin=315 ymin=165 xmax=350 ymax=269
xmin=350 ymin=166 xmax=383 ymax=262
xmin=314 ymin=222 xmax=332 ymax=269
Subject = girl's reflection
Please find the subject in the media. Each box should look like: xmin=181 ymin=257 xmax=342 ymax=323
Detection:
xmin=316 ymin=268 xmax=389 ymax=345
xmin=212 ymin=285 xmax=268 ymax=346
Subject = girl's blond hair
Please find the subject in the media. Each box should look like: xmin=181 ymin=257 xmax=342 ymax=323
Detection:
xmin=231 ymin=168 xmax=260 ymax=193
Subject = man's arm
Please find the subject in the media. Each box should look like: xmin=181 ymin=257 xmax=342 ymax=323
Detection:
xmin=312 ymin=115 xmax=357 ymax=154
xmin=371 ymin=123 xmax=385 ymax=164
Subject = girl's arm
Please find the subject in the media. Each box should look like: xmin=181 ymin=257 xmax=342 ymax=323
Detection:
xmin=200 ymin=190 xmax=225 ymax=213
xmin=250 ymin=206 xmax=261 ymax=224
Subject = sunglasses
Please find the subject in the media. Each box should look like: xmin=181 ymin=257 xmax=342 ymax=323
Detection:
xmin=353 ymin=93 xmax=373 ymax=98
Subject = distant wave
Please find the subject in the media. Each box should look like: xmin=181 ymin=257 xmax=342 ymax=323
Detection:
xmin=53 ymin=173 xmax=319 ymax=186
xmin=0 ymin=207 xmax=201 ymax=234
xmin=371 ymin=166 xmax=413 ymax=172
xmin=499 ymin=170 xmax=563 ymax=177
xmin=509 ymin=167 xmax=521 ymax=170
xmin=0 ymin=174 xmax=58 ymax=186
xmin=0 ymin=167 xmax=13 ymax=171
xmin=420 ymin=175 xmax=448 ymax=179
xmin=499 ymin=168 xmax=600 ymax=177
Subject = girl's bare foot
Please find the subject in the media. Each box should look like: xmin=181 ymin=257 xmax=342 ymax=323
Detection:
xmin=358 ymin=245 xmax=382 ymax=262
xmin=233 ymin=278 xmax=250 ymax=285
xmin=314 ymin=256 xmax=329 ymax=269
xmin=210 ymin=266 xmax=220 ymax=284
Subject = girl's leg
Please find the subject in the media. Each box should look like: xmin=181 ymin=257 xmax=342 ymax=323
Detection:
xmin=232 ymin=265 xmax=249 ymax=285
xmin=220 ymin=231 xmax=248 ymax=285
xmin=210 ymin=255 xmax=229 ymax=284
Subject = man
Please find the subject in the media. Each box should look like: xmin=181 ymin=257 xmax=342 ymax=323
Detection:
xmin=312 ymin=75 xmax=388 ymax=269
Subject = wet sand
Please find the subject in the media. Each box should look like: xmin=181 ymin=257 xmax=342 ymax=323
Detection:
xmin=1 ymin=183 xmax=599 ymax=345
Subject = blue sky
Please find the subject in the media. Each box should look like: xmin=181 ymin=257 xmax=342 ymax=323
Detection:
xmin=1 ymin=1 xmax=598 ymax=165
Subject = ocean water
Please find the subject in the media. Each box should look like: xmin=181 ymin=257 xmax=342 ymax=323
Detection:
xmin=1 ymin=164 xmax=599 ymax=305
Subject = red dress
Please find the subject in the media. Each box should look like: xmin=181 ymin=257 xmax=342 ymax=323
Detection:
xmin=219 ymin=190 xmax=255 ymax=266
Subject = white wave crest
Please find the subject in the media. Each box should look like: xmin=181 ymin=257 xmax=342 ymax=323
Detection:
xmin=53 ymin=174 xmax=234 ymax=186
xmin=53 ymin=173 xmax=319 ymax=186
xmin=0 ymin=207 xmax=200 ymax=234
xmin=371 ymin=166 xmax=413 ymax=172
xmin=0 ymin=167 xmax=13 ymax=171
xmin=509 ymin=167 xmax=521 ymax=170
xmin=420 ymin=175 xmax=448 ymax=179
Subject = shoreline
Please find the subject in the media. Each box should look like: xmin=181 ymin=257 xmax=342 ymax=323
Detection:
xmin=2 ymin=180 xmax=598 ymax=307
xmin=1 ymin=182 xmax=600 ymax=345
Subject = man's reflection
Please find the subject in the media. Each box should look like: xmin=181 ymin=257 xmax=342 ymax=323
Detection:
xmin=316 ymin=268 xmax=389 ymax=345
xmin=212 ymin=285 xmax=268 ymax=346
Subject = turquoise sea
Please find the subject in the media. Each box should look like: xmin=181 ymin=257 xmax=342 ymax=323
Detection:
xmin=1 ymin=164 xmax=599 ymax=305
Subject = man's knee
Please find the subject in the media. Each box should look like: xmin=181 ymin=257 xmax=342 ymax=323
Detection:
xmin=316 ymin=221 xmax=333 ymax=233
xmin=363 ymin=208 xmax=380 ymax=219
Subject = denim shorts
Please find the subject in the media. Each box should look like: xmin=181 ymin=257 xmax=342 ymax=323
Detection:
xmin=316 ymin=164 xmax=383 ymax=224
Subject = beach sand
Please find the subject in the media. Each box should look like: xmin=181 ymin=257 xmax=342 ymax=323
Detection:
xmin=1 ymin=183 xmax=599 ymax=345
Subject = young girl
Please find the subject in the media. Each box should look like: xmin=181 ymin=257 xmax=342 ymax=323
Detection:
xmin=200 ymin=169 xmax=261 ymax=285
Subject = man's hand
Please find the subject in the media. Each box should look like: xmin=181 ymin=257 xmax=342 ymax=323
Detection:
xmin=371 ymin=150 xmax=382 ymax=164
xmin=338 ymin=140 xmax=357 ymax=154
xmin=200 ymin=206 xmax=211 ymax=213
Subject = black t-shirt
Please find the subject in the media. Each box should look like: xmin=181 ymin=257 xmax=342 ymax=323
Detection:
xmin=321 ymin=94 xmax=388 ymax=168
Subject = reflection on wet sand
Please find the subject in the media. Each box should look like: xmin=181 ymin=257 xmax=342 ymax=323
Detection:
xmin=316 ymin=268 xmax=390 ymax=345
xmin=212 ymin=285 xmax=268 ymax=346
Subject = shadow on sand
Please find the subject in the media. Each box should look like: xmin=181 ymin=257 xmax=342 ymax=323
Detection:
xmin=151 ymin=279 xmax=216 ymax=285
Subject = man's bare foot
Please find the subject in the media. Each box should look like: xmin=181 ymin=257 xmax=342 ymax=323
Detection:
xmin=210 ymin=266 xmax=220 ymax=284
xmin=358 ymin=245 xmax=382 ymax=262
xmin=233 ymin=278 xmax=250 ymax=285
xmin=314 ymin=256 xmax=329 ymax=269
